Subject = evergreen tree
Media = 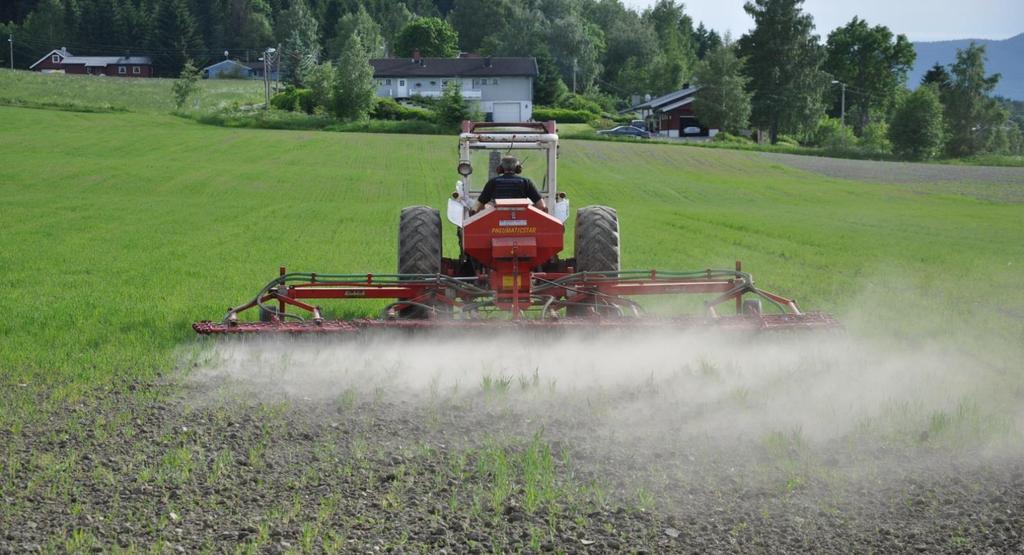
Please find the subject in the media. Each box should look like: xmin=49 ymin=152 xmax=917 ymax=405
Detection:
xmin=331 ymin=33 xmax=374 ymax=120
xmin=738 ymin=0 xmax=828 ymax=143
xmin=693 ymin=39 xmax=752 ymax=134
xmin=694 ymin=22 xmax=721 ymax=59
xmin=436 ymin=80 xmax=470 ymax=130
xmin=277 ymin=0 xmax=320 ymax=85
xmin=19 ymin=0 xmax=71 ymax=57
xmin=225 ymin=0 xmax=273 ymax=52
xmin=921 ymin=63 xmax=952 ymax=91
xmin=150 ymin=0 xmax=205 ymax=76
xmin=533 ymin=49 xmax=568 ymax=106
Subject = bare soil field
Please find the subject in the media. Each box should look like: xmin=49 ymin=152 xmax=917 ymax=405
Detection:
xmin=4 ymin=332 xmax=1022 ymax=553
xmin=761 ymin=152 xmax=1024 ymax=203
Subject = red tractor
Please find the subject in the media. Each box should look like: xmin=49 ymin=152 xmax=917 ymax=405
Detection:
xmin=194 ymin=121 xmax=837 ymax=335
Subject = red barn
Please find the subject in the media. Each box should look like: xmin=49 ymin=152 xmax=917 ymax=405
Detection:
xmin=627 ymin=86 xmax=717 ymax=139
xmin=29 ymin=48 xmax=153 ymax=77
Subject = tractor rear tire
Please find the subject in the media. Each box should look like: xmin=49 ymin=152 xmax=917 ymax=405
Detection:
xmin=574 ymin=205 xmax=620 ymax=273
xmin=398 ymin=205 xmax=442 ymax=318
xmin=570 ymin=206 xmax=620 ymax=316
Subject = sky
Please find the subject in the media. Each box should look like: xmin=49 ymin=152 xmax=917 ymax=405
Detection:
xmin=622 ymin=0 xmax=1024 ymax=42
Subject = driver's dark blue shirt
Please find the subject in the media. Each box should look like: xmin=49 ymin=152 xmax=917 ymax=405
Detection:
xmin=477 ymin=174 xmax=541 ymax=205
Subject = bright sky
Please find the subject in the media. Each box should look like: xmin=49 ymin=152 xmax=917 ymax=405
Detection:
xmin=623 ymin=0 xmax=1023 ymax=42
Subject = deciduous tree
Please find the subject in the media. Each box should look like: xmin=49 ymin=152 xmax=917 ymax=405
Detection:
xmin=889 ymin=85 xmax=944 ymax=160
xmin=824 ymin=17 xmax=915 ymax=134
xmin=943 ymin=43 xmax=1008 ymax=157
xmin=394 ymin=16 xmax=458 ymax=58
xmin=331 ymin=33 xmax=374 ymax=120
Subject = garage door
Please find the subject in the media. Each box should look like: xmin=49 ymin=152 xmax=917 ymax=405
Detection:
xmin=492 ymin=102 xmax=521 ymax=122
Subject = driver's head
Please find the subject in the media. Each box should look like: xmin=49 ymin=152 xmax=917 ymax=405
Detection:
xmin=498 ymin=156 xmax=521 ymax=175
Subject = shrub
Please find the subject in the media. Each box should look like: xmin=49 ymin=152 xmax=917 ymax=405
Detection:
xmin=889 ymin=86 xmax=945 ymax=161
xmin=270 ymin=88 xmax=315 ymax=114
xmin=712 ymin=132 xmax=753 ymax=145
xmin=858 ymin=121 xmax=892 ymax=157
xmin=532 ymin=107 xmax=595 ymax=123
xmin=555 ymin=94 xmax=603 ymax=115
xmin=371 ymin=97 xmax=435 ymax=122
xmin=807 ymin=118 xmax=855 ymax=150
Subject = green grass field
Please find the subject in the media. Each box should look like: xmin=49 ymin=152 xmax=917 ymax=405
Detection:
xmin=0 ymin=68 xmax=264 ymax=113
xmin=3 ymin=105 xmax=1023 ymax=394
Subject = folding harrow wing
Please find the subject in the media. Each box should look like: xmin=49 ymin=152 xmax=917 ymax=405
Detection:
xmin=192 ymin=265 xmax=840 ymax=335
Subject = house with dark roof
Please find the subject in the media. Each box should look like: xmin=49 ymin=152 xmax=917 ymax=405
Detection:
xmin=370 ymin=51 xmax=538 ymax=122
xmin=29 ymin=47 xmax=153 ymax=77
xmin=629 ymin=86 xmax=716 ymax=138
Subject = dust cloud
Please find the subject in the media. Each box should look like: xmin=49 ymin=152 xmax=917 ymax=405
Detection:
xmin=188 ymin=327 xmax=1021 ymax=449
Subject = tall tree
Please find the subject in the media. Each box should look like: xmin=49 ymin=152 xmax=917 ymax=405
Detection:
xmin=547 ymin=15 xmax=605 ymax=92
xmin=277 ymin=0 xmax=320 ymax=85
xmin=738 ymin=0 xmax=828 ymax=143
xmin=150 ymin=0 xmax=205 ymax=76
xmin=693 ymin=22 xmax=721 ymax=59
xmin=18 ymin=0 xmax=71 ymax=55
xmin=327 ymin=5 xmax=383 ymax=59
xmin=447 ymin=0 xmax=511 ymax=53
xmin=225 ymin=0 xmax=274 ymax=52
xmin=643 ymin=0 xmax=697 ymax=94
xmin=824 ymin=17 xmax=915 ymax=133
xmin=533 ymin=49 xmax=568 ymax=105
xmin=394 ymin=16 xmax=457 ymax=57
xmin=921 ymin=62 xmax=952 ymax=93
xmin=331 ymin=33 xmax=374 ymax=120
xmin=693 ymin=39 xmax=752 ymax=134
xmin=942 ymin=43 xmax=1008 ymax=157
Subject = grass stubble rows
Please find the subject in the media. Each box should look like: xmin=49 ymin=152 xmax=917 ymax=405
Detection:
xmin=1 ymin=102 xmax=1024 ymax=552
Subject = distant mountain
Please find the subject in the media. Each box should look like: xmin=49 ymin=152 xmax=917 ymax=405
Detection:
xmin=910 ymin=33 xmax=1024 ymax=100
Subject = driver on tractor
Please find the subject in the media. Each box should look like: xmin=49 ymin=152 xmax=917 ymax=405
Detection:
xmin=472 ymin=156 xmax=547 ymax=213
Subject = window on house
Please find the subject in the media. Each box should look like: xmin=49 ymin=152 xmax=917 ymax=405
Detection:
xmin=491 ymin=78 xmax=499 ymax=85
xmin=118 ymin=66 xmax=126 ymax=74
xmin=51 ymin=54 xmax=60 ymax=63
xmin=399 ymin=80 xmax=405 ymax=86
xmin=442 ymin=79 xmax=450 ymax=86
xmin=430 ymin=80 xmax=436 ymax=86
xmin=415 ymin=82 xmax=421 ymax=87
xmin=133 ymin=66 xmax=140 ymax=74
xmin=385 ymin=79 xmax=392 ymax=85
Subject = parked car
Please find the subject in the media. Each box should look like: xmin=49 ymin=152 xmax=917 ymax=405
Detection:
xmin=597 ymin=125 xmax=652 ymax=139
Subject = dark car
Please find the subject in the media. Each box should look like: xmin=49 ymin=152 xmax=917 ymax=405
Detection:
xmin=597 ymin=125 xmax=652 ymax=139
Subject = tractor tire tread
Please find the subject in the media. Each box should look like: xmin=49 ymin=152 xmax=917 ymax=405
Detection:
xmin=398 ymin=206 xmax=442 ymax=275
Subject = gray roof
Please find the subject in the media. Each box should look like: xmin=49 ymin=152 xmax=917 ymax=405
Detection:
xmin=61 ymin=55 xmax=152 ymax=67
xmin=631 ymin=86 xmax=700 ymax=111
xmin=370 ymin=57 xmax=537 ymax=78
xmin=204 ymin=59 xmax=251 ymax=71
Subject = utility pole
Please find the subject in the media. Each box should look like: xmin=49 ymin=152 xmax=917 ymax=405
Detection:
xmin=261 ymin=46 xmax=280 ymax=109
xmin=831 ymin=79 xmax=847 ymax=144
xmin=8 ymin=33 xmax=13 ymax=70
xmin=572 ymin=57 xmax=577 ymax=94
xmin=274 ymin=43 xmax=281 ymax=94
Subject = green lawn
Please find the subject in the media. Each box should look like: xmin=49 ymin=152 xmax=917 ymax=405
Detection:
xmin=1 ymin=106 xmax=1023 ymax=391
xmin=0 ymin=68 xmax=264 ymax=113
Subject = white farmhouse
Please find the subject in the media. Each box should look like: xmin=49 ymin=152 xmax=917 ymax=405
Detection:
xmin=370 ymin=51 xmax=538 ymax=122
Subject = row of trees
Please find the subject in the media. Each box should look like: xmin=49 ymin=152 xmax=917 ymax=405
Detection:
xmin=682 ymin=1 xmax=1019 ymax=159
xmin=5 ymin=0 xmax=1020 ymax=158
